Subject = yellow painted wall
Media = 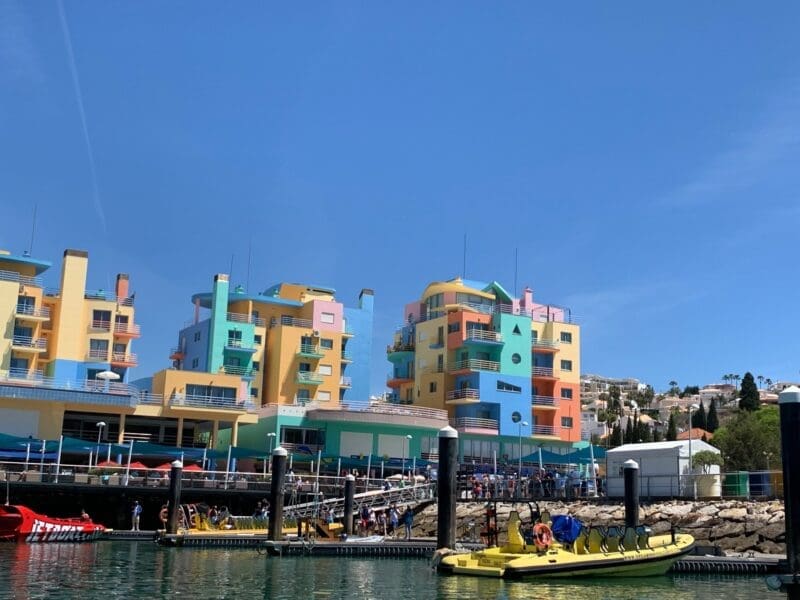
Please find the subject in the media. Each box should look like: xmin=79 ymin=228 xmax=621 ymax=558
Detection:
xmin=51 ymin=251 xmax=88 ymax=362
xmin=0 ymin=279 xmax=18 ymax=371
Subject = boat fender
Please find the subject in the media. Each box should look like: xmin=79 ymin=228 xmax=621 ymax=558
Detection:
xmin=533 ymin=523 xmax=553 ymax=551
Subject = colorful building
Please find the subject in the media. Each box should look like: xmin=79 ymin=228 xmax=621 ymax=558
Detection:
xmin=387 ymin=277 xmax=581 ymax=464
xmin=167 ymin=274 xmax=374 ymax=408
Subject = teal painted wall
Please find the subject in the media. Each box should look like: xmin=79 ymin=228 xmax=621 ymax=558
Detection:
xmin=495 ymin=314 xmax=532 ymax=377
xmin=207 ymin=275 xmax=230 ymax=373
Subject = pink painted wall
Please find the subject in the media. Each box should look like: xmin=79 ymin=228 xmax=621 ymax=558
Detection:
xmin=311 ymin=300 xmax=344 ymax=331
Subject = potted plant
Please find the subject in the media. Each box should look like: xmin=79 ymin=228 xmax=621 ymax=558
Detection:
xmin=693 ymin=450 xmax=723 ymax=497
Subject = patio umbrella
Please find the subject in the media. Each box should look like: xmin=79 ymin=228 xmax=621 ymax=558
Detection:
xmin=128 ymin=461 xmax=148 ymax=470
xmin=96 ymin=460 xmax=121 ymax=468
xmin=183 ymin=464 xmax=203 ymax=472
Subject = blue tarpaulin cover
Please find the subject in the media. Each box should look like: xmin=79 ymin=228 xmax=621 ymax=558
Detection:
xmin=551 ymin=515 xmax=584 ymax=544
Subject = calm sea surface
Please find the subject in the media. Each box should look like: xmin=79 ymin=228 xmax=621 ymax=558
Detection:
xmin=0 ymin=542 xmax=776 ymax=600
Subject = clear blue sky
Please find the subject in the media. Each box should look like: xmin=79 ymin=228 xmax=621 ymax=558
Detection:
xmin=2 ymin=2 xmax=800 ymax=395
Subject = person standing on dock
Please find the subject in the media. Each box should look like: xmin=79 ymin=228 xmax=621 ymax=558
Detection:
xmin=131 ymin=501 xmax=142 ymax=531
xmin=403 ymin=505 xmax=414 ymax=540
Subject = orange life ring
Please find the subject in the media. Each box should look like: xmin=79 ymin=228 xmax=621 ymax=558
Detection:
xmin=159 ymin=507 xmax=169 ymax=524
xmin=533 ymin=523 xmax=553 ymax=551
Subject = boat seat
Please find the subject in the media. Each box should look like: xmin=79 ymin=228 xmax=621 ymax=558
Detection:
xmin=636 ymin=525 xmax=651 ymax=549
xmin=622 ymin=527 xmax=639 ymax=551
xmin=539 ymin=510 xmax=551 ymax=526
xmin=587 ymin=527 xmax=605 ymax=554
xmin=572 ymin=528 xmax=589 ymax=554
xmin=605 ymin=526 xmax=622 ymax=552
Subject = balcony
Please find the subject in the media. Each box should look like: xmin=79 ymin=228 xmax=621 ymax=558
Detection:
xmin=84 ymin=290 xmax=134 ymax=306
xmin=339 ymin=376 xmax=352 ymax=388
xmin=0 ymin=270 xmax=43 ymax=287
xmin=297 ymin=343 xmax=324 ymax=359
xmin=87 ymin=349 xmax=109 ymax=362
xmin=297 ymin=371 xmax=324 ymax=386
xmin=531 ymin=395 xmax=559 ymax=409
xmin=276 ymin=315 xmax=313 ymax=329
xmin=532 ymin=366 xmax=557 ymax=380
xmin=386 ymin=371 xmax=413 ymax=388
xmin=387 ymin=342 xmax=414 ymax=363
xmin=532 ymin=339 xmax=560 ymax=353
xmin=445 ymin=388 xmax=480 ymax=405
xmin=222 ymin=364 xmax=254 ymax=378
xmin=169 ymin=347 xmax=185 ymax=360
xmin=224 ymin=339 xmax=256 ymax=354
xmin=464 ymin=330 xmax=503 ymax=345
xmin=113 ymin=322 xmax=141 ymax=338
xmin=169 ymin=393 xmax=255 ymax=412
xmin=15 ymin=304 xmax=50 ymax=321
xmin=11 ymin=335 xmax=47 ymax=352
xmin=340 ymin=349 xmax=353 ymax=362
xmin=449 ymin=417 xmax=499 ymax=434
xmin=89 ymin=320 xmax=112 ymax=332
xmin=227 ymin=311 xmax=266 ymax=327
xmin=532 ymin=424 xmax=559 ymax=437
xmin=448 ymin=359 xmax=500 ymax=373
xmin=111 ymin=352 xmax=138 ymax=367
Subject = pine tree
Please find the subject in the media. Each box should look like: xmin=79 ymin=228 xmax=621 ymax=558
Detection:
xmin=692 ymin=402 xmax=707 ymax=429
xmin=653 ymin=428 xmax=663 ymax=442
xmin=739 ymin=372 xmax=760 ymax=411
xmin=666 ymin=412 xmax=678 ymax=441
xmin=624 ymin=416 xmax=634 ymax=444
xmin=706 ymin=398 xmax=719 ymax=432
xmin=611 ymin=423 xmax=623 ymax=447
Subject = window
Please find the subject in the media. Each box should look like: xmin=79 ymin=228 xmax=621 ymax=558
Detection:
xmin=320 ymin=312 xmax=335 ymax=324
xmin=320 ymin=338 xmax=334 ymax=349
xmin=191 ymin=358 xmax=199 ymax=369
xmin=92 ymin=310 xmax=111 ymax=329
xmin=254 ymin=334 xmax=262 ymax=345
xmin=561 ymin=388 xmax=573 ymax=399
xmin=511 ymin=353 xmax=521 ymax=364
xmin=561 ymin=417 xmax=574 ymax=428
xmin=89 ymin=339 xmax=108 ymax=360
xmin=531 ymin=330 xmax=538 ymax=341
xmin=186 ymin=384 xmax=236 ymax=400
xmin=437 ymin=354 xmax=444 ymax=373
xmin=447 ymin=322 xmax=460 ymax=333
xmin=560 ymin=359 xmax=573 ymax=372
xmin=299 ymin=362 xmax=311 ymax=372
xmin=296 ymin=389 xmax=310 ymax=402
xmin=227 ymin=330 xmax=242 ymax=347
xmin=194 ymin=331 xmax=201 ymax=342
xmin=429 ymin=381 xmax=437 ymax=393
xmin=319 ymin=364 xmax=332 ymax=376
xmin=87 ymin=369 xmax=102 ymax=380
xmin=317 ymin=390 xmax=331 ymax=402
xmin=252 ymin=361 xmax=260 ymax=372
xmin=497 ymin=380 xmax=521 ymax=393
xmin=560 ymin=331 xmax=573 ymax=343
xmin=250 ymin=388 xmax=259 ymax=398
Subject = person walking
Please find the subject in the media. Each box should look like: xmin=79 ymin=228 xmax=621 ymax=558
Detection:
xmin=132 ymin=501 xmax=142 ymax=531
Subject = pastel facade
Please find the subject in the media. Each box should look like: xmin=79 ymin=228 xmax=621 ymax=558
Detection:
xmin=388 ymin=277 xmax=581 ymax=461
xmin=169 ymin=276 xmax=373 ymax=408
xmin=0 ymin=249 xmax=256 ymax=448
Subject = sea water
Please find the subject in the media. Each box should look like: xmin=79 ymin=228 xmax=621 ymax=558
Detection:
xmin=0 ymin=542 xmax=775 ymax=599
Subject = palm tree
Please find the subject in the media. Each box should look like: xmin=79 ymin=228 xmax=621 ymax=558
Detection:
xmin=734 ymin=374 xmax=741 ymax=390
xmin=668 ymin=380 xmax=678 ymax=396
xmin=757 ymin=375 xmax=764 ymax=389
xmin=766 ymin=378 xmax=773 ymax=390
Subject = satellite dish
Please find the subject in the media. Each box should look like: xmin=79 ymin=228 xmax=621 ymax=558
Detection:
xmin=96 ymin=370 xmax=121 ymax=381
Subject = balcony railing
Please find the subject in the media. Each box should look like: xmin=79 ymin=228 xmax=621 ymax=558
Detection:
xmin=465 ymin=330 xmax=503 ymax=343
xmin=0 ymin=369 xmax=151 ymax=407
xmin=342 ymin=401 xmax=448 ymax=421
xmin=111 ymin=352 xmax=138 ymax=366
xmin=222 ymin=365 xmax=254 ymax=377
xmin=531 ymin=395 xmax=559 ymax=407
xmin=224 ymin=339 xmax=255 ymax=352
xmin=297 ymin=371 xmax=324 ymax=385
xmin=227 ymin=312 xmax=266 ymax=327
xmin=89 ymin=320 xmax=112 ymax=332
xmin=449 ymin=359 xmax=500 ymax=373
xmin=169 ymin=393 xmax=255 ymax=412
xmin=532 ymin=366 xmax=555 ymax=377
xmin=532 ymin=339 xmax=560 ymax=350
xmin=341 ymin=350 xmax=353 ymax=361
xmin=446 ymin=388 xmax=480 ymax=402
xmin=276 ymin=316 xmax=313 ymax=329
xmin=339 ymin=376 xmax=352 ymax=388
xmin=11 ymin=335 xmax=47 ymax=350
xmin=113 ymin=322 xmax=141 ymax=337
xmin=298 ymin=343 xmax=324 ymax=358
xmin=0 ymin=270 xmax=43 ymax=287
xmin=387 ymin=342 xmax=415 ymax=354
xmin=87 ymin=349 xmax=109 ymax=361
xmin=84 ymin=290 xmax=134 ymax=306
xmin=15 ymin=304 xmax=50 ymax=319
xmin=449 ymin=417 xmax=499 ymax=432
xmin=532 ymin=424 xmax=558 ymax=436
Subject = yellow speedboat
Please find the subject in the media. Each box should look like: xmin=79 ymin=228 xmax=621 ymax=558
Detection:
xmin=437 ymin=510 xmax=694 ymax=579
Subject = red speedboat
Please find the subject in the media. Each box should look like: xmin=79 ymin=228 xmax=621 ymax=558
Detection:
xmin=0 ymin=505 xmax=105 ymax=543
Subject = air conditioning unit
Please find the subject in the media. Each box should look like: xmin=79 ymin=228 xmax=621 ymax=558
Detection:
xmin=312 ymin=330 xmax=320 ymax=337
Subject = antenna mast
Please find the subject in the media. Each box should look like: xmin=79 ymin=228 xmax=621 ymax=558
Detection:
xmin=27 ymin=204 xmax=37 ymax=256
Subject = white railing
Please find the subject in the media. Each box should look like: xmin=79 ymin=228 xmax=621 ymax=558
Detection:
xmin=532 ymin=395 xmax=558 ymax=407
xmin=11 ymin=335 xmax=46 ymax=349
xmin=227 ymin=312 xmax=266 ymax=327
xmin=342 ymin=401 xmax=448 ymax=421
xmin=83 ymin=290 xmax=134 ymax=306
xmin=277 ymin=316 xmax=313 ymax=329
xmin=298 ymin=343 xmax=322 ymax=355
xmin=465 ymin=330 xmax=503 ymax=343
xmin=449 ymin=359 xmax=500 ymax=372
xmin=297 ymin=371 xmax=324 ymax=385
xmin=87 ymin=349 xmax=108 ymax=361
xmin=446 ymin=388 xmax=480 ymax=401
xmin=532 ymin=424 xmax=558 ymax=436
xmin=222 ymin=365 xmax=253 ymax=377
xmin=0 ymin=270 xmax=42 ymax=287
xmin=89 ymin=320 xmax=112 ymax=331
xmin=0 ymin=370 xmax=143 ymax=398
xmin=113 ymin=322 xmax=141 ymax=336
xmin=15 ymin=304 xmax=50 ymax=319
xmin=339 ymin=376 xmax=352 ymax=387
xmin=170 ymin=393 xmax=256 ymax=412
xmin=532 ymin=366 xmax=555 ymax=377
xmin=341 ymin=350 xmax=353 ymax=361
xmin=449 ymin=417 xmax=499 ymax=431
xmin=111 ymin=352 xmax=138 ymax=365
xmin=532 ymin=339 xmax=560 ymax=349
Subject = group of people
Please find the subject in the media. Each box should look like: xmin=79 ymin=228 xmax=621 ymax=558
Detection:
xmin=468 ymin=466 xmax=603 ymax=500
xmin=358 ymin=503 xmax=414 ymax=539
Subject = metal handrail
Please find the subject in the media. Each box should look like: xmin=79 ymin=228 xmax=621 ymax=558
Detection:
xmin=227 ymin=312 xmax=266 ymax=327
xmin=83 ymin=291 xmax=134 ymax=306
xmin=298 ymin=343 xmax=322 ymax=355
xmin=532 ymin=366 xmax=555 ymax=377
xmin=297 ymin=371 xmax=324 ymax=385
xmin=341 ymin=401 xmax=448 ymax=420
xmin=531 ymin=395 xmax=558 ymax=407
xmin=450 ymin=417 xmax=499 ymax=431
xmin=277 ymin=316 xmax=313 ymax=329
xmin=465 ymin=330 xmax=502 ymax=343
xmin=170 ymin=393 xmax=256 ymax=412
xmin=532 ymin=424 xmax=558 ymax=436
xmin=15 ymin=304 xmax=50 ymax=318
xmin=111 ymin=352 xmax=138 ymax=364
xmin=449 ymin=359 xmax=500 ymax=372
xmin=11 ymin=335 xmax=46 ymax=349
xmin=87 ymin=349 xmax=109 ymax=361
xmin=446 ymin=388 xmax=480 ymax=401
xmin=89 ymin=320 xmax=112 ymax=331
xmin=113 ymin=322 xmax=141 ymax=336
xmin=222 ymin=365 xmax=254 ymax=377
xmin=532 ymin=339 xmax=560 ymax=349
xmin=0 ymin=270 xmax=43 ymax=287
xmin=339 ymin=376 xmax=352 ymax=387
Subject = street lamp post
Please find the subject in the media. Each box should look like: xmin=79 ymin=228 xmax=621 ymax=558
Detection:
xmin=402 ymin=434 xmax=412 ymax=481
xmin=687 ymin=404 xmax=699 ymax=472
xmin=95 ymin=421 xmax=107 ymax=468
xmin=518 ymin=421 xmax=528 ymax=479
xmin=265 ymin=432 xmax=276 ymax=476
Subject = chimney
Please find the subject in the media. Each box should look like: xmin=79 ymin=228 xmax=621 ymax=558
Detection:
xmin=115 ymin=274 xmax=130 ymax=299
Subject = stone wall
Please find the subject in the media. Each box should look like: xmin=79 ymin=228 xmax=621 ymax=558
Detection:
xmin=412 ymin=499 xmax=786 ymax=554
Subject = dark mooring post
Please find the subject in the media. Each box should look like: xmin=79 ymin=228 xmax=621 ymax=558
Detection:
xmin=343 ymin=474 xmax=355 ymax=536
xmin=437 ymin=425 xmax=458 ymax=549
xmin=268 ymin=446 xmax=288 ymax=541
xmin=623 ymin=459 xmax=639 ymax=529
xmin=166 ymin=460 xmax=183 ymax=534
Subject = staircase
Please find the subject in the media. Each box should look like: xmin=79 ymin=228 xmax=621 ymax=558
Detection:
xmin=284 ymin=483 xmax=435 ymax=520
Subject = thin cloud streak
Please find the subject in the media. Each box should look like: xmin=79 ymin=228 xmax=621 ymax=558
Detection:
xmin=57 ymin=0 xmax=106 ymax=234
xmin=658 ymin=83 xmax=800 ymax=209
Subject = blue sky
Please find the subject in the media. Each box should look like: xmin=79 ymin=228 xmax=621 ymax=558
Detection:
xmin=2 ymin=2 xmax=800 ymax=395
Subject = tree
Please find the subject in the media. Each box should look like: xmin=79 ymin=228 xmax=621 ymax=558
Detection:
xmin=642 ymin=385 xmax=655 ymax=408
xmin=712 ymin=406 xmax=781 ymax=471
xmin=693 ymin=450 xmax=724 ymax=474
xmin=666 ymin=412 xmax=678 ymax=441
xmin=757 ymin=375 xmax=764 ymax=389
xmin=766 ymin=378 xmax=773 ymax=390
xmin=722 ymin=374 xmax=730 ymax=387
xmin=681 ymin=385 xmax=700 ymax=398
xmin=653 ymin=428 xmax=664 ymax=442
xmin=706 ymin=398 xmax=719 ymax=432
xmin=610 ymin=423 xmax=623 ymax=448
xmin=668 ymin=380 xmax=679 ymax=396
xmin=691 ymin=402 xmax=707 ymax=429
xmin=739 ymin=372 xmax=760 ymax=411
xmin=624 ymin=417 xmax=634 ymax=444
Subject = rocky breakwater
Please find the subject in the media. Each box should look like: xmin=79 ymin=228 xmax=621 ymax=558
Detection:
xmin=412 ymin=499 xmax=786 ymax=554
